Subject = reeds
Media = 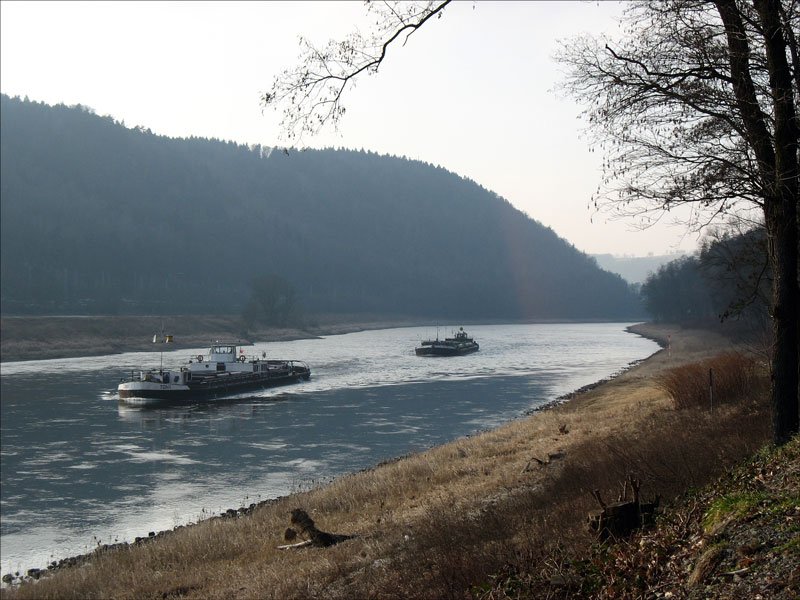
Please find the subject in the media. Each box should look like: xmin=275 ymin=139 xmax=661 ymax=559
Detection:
xmin=654 ymin=351 xmax=768 ymax=410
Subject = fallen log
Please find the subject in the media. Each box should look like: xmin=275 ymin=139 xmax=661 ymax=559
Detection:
xmin=277 ymin=508 xmax=354 ymax=549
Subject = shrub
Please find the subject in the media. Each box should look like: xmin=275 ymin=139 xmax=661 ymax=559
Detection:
xmin=655 ymin=352 xmax=768 ymax=410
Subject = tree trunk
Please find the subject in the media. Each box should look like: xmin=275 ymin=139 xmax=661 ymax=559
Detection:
xmin=756 ymin=0 xmax=800 ymax=445
xmin=719 ymin=0 xmax=799 ymax=445
xmin=765 ymin=201 xmax=799 ymax=445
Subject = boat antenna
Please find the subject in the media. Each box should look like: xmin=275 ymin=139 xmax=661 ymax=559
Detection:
xmin=153 ymin=319 xmax=173 ymax=372
xmin=156 ymin=320 xmax=164 ymax=372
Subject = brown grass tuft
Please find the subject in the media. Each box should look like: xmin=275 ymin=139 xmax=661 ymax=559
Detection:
xmin=654 ymin=351 xmax=768 ymax=410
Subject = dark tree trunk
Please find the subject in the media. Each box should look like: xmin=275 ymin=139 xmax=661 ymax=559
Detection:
xmin=719 ymin=0 xmax=799 ymax=444
xmin=765 ymin=201 xmax=799 ymax=445
xmin=756 ymin=0 xmax=800 ymax=445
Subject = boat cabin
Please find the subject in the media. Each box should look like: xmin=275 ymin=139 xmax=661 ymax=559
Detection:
xmin=189 ymin=341 xmax=255 ymax=374
xmin=140 ymin=369 xmax=189 ymax=385
xmin=209 ymin=344 xmax=239 ymax=362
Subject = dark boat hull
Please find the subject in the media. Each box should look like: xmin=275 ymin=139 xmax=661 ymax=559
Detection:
xmin=415 ymin=343 xmax=479 ymax=356
xmin=118 ymin=368 xmax=310 ymax=402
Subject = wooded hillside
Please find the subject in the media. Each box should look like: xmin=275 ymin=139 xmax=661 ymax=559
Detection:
xmin=0 ymin=95 xmax=642 ymax=320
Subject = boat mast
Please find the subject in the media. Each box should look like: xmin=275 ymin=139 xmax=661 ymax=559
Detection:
xmin=153 ymin=320 xmax=173 ymax=372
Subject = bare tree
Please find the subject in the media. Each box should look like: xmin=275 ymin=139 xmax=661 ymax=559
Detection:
xmin=557 ymin=0 xmax=798 ymax=444
xmin=262 ymin=0 xmax=798 ymax=444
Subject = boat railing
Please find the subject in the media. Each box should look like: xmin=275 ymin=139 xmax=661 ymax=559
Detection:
xmin=122 ymin=369 xmax=166 ymax=383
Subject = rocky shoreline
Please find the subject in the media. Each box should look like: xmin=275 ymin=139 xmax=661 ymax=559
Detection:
xmin=2 ymin=496 xmax=286 ymax=585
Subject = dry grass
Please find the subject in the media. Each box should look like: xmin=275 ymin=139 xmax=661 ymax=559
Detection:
xmin=654 ymin=351 xmax=769 ymax=410
xmin=0 ymin=323 xmax=772 ymax=599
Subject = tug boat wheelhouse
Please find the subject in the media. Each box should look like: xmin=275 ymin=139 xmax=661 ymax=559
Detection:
xmin=118 ymin=341 xmax=310 ymax=403
xmin=415 ymin=327 xmax=480 ymax=356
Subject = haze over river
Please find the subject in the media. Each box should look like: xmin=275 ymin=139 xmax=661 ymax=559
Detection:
xmin=1 ymin=323 xmax=659 ymax=576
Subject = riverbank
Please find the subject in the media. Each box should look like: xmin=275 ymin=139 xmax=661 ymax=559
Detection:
xmin=0 ymin=314 xmax=428 ymax=363
xmin=0 ymin=314 xmax=651 ymax=363
xmin=1 ymin=322 xmax=775 ymax=599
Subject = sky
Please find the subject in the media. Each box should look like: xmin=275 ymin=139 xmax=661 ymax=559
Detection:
xmin=1 ymin=0 xmax=701 ymax=257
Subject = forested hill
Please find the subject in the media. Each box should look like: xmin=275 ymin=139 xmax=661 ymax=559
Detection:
xmin=0 ymin=95 xmax=642 ymax=320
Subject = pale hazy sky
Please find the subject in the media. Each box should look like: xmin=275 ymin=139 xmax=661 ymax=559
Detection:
xmin=1 ymin=0 xmax=700 ymax=257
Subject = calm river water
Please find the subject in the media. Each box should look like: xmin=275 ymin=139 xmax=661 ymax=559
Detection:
xmin=0 ymin=323 xmax=659 ymax=576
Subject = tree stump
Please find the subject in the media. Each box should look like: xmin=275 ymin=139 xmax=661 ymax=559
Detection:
xmin=588 ymin=478 xmax=659 ymax=541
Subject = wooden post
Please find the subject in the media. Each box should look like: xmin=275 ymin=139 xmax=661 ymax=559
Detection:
xmin=709 ymin=368 xmax=714 ymax=413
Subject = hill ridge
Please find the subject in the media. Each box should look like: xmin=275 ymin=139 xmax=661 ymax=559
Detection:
xmin=1 ymin=94 xmax=643 ymax=320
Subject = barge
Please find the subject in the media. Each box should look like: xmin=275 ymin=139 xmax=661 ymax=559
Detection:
xmin=118 ymin=341 xmax=310 ymax=403
xmin=415 ymin=327 xmax=480 ymax=356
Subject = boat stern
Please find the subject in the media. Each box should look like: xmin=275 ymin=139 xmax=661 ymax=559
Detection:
xmin=117 ymin=369 xmax=191 ymax=401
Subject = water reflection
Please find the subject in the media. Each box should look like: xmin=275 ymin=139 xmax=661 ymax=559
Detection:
xmin=115 ymin=395 xmax=292 ymax=426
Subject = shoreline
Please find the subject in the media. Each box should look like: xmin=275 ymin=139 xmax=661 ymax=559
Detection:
xmin=0 ymin=314 xmax=427 ymax=363
xmin=0 ymin=314 xmax=649 ymax=363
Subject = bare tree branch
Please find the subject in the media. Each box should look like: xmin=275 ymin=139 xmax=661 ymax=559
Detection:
xmin=262 ymin=0 xmax=452 ymax=141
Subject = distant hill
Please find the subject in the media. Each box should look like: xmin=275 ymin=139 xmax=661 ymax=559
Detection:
xmin=592 ymin=253 xmax=687 ymax=284
xmin=0 ymin=95 xmax=643 ymax=320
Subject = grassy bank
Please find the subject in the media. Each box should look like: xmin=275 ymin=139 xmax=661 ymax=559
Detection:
xmin=0 ymin=323 xmax=779 ymax=599
xmin=530 ymin=435 xmax=798 ymax=599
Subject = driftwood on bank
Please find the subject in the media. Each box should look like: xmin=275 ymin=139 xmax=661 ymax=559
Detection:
xmin=277 ymin=508 xmax=354 ymax=549
xmin=588 ymin=477 xmax=659 ymax=541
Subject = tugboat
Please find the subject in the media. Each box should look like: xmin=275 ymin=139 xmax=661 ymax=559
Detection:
xmin=415 ymin=327 xmax=480 ymax=356
xmin=118 ymin=341 xmax=310 ymax=403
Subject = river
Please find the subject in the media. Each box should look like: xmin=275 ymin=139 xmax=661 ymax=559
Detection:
xmin=0 ymin=322 xmax=659 ymax=576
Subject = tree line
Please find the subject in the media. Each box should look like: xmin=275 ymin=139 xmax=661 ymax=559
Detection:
xmin=641 ymin=227 xmax=770 ymax=331
xmin=0 ymin=95 xmax=643 ymax=322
